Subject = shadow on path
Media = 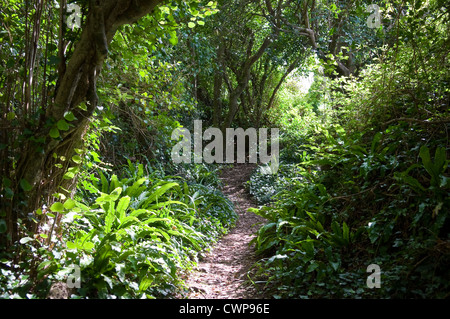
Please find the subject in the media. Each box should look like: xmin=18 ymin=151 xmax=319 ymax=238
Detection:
xmin=184 ymin=164 xmax=266 ymax=299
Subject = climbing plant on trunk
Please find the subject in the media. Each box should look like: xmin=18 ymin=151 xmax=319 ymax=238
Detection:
xmin=0 ymin=0 xmax=198 ymax=249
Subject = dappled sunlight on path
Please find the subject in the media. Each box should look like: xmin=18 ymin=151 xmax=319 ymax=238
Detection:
xmin=184 ymin=164 xmax=266 ymax=299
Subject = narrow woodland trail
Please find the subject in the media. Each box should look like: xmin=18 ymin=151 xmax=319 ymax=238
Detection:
xmin=184 ymin=164 xmax=266 ymax=299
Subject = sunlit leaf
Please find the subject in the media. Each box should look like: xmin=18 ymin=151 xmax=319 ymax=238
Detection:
xmin=57 ymin=119 xmax=69 ymax=131
xmin=49 ymin=127 xmax=60 ymax=138
xmin=50 ymin=202 xmax=65 ymax=213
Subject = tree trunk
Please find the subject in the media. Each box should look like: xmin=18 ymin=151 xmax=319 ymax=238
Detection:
xmin=267 ymin=56 xmax=300 ymax=110
xmin=212 ymin=39 xmax=225 ymax=127
xmin=4 ymin=0 xmax=165 ymax=248
xmin=221 ymin=35 xmax=276 ymax=132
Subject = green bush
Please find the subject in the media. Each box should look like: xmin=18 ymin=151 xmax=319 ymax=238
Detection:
xmin=249 ymin=120 xmax=449 ymax=298
xmin=247 ymin=163 xmax=305 ymax=204
xmin=0 ymin=161 xmax=236 ymax=299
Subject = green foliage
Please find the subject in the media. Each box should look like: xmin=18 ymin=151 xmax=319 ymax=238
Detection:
xmin=249 ymin=122 xmax=449 ymax=298
xmin=247 ymin=2 xmax=450 ymax=296
xmin=0 ymin=161 xmax=236 ymax=299
xmin=247 ymin=163 xmax=304 ymax=204
xmin=174 ymin=163 xmax=223 ymax=188
xmin=2 ymin=0 xmax=449 ymax=301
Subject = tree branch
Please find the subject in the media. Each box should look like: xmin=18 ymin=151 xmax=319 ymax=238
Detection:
xmin=382 ymin=117 xmax=450 ymax=127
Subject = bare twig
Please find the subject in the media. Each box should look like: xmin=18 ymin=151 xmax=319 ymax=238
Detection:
xmin=382 ymin=117 xmax=450 ymax=127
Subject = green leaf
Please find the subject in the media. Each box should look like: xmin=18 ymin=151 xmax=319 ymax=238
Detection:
xmin=100 ymin=171 xmax=109 ymax=193
xmin=137 ymin=163 xmax=144 ymax=177
xmin=37 ymin=260 xmax=53 ymax=271
xmin=6 ymin=112 xmax=15 ymax=121
xmin=188 ymin=22 xmax=196 ymax=28
xmin=37 ymin=260 xmax=56 ymax=280
xmin=82 ymin=241 xmax=95 ymax=251
xmin=440 ymin=175 xmax=449 ymax=188
xmin=125 ymin=177 xmax=147 ymax=197
xmin=57 ymin=119 xmax=69 ymax=131
xmin=63 ymin=171 xmax=75 ymax=179
xmin=0 ymin=219 xmax=7 ymax=234
xmin=419 ymin=145 xmax=433 ymax=177
xmin=94 ymin=242 xmax=115 ymax=274
xmin=139 ymin=274 xmax=154 ymax=292
xmin=2 ymin=177 xmax=11 ymax=187
xmin=149 ymin=200 xmax=187 ymax=209
xmin=4 ymin=187 xmax=14 ymax=199
xmin=317 ymin=183 xmax=327 ymax=196
xmin=342 ymin=222 xmax=350 ymax=244
xmin=91 ymin=151 xmax=101 ymax=162
xmin=66 ymin=241 xmax=77 ymax=249
xmin=104 ymin=203 xmax=116 ymax=234
xmin=168 ymin=32 xmax=178 ymax=45
xmin=109 ymin=175 xmax=120 ymax=193
xmin=129 ymin=209 xmax=156 ymax=219
xmin=394 ymin=172 xmax=426 ymax=192
xmin=49 ymin=127 xmax=60 ymax=138
xmin=72 ymin=155 xmax=82 ymax=164
xmin=78 ymin=102 xmax=87 ymax=111
xmin=50 ymin=202 xmax=65 ymax=213
xmin=63 ymin=111 xmax=76 ymax=122
xmin=20 ymin=237 xmax=34 ymax=244
xmin=367 ymin=223 xmax=379 ymax=243
xmin=331 ymin=221 xmax=341 ymax=237
xmin=116 ymin=196 xmax=131 ymax=222
xmin=306 ymin=260 xmax=319 ymax=273
xmin=139 ymin=69 xmax=147 ymax=78
xmin=48 ymin=55 xmax=60 ymax=65
xmin=434 ymin=147 xmax=447 ymax=175
xmin=144 ymin=182 xmax=179 ymax=205
xmin=371 ymin=132 xmax=382 ymax=153
xmin=63 ymin=198 xmax=76 ymax=210
xmin=330 ymin=259 xmax=341 ymax=272
xmin=118 ymin=216 xmax=140 ymax=229
xmin=109 ymin=187 xmax=123 ymax=202
xmin=301 ymin=240 xmax=315 ymax=257
xmin=20 ymin=179 xmax=33 ymax=191
xmin=142 ymin=217 xmax=171 ymax=226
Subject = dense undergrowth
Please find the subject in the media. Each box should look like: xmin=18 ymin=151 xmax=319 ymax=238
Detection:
xmin=0 ymin=160 xmax=236 ymax=299
xmin=249 ymin=125 xmax=449 ymax=298
xmin=1 ymin=0 xmax=449 ymax=301
xmin=247 ymin=14 xmax=450 ymax=298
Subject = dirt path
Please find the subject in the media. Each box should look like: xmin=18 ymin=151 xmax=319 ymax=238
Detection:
xmin=184 ymin=164 xmax=266 ymax=299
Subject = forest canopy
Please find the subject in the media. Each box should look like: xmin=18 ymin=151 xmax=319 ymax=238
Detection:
xmin=0 ymin=0 xmax=449 ymax=299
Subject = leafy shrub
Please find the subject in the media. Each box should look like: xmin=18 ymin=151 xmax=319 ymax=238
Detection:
xmin=249 ymin=121 xmax=449 ymax=298
xmin=0 ymin=161 xmax=236 ymax=299
xmin=247 ymin=163 xmax=305 ymax=204
xmin=174 ymin=163 xmax=224 ymax=189
xmin=248 ymin=8 xmax=450 ymax=297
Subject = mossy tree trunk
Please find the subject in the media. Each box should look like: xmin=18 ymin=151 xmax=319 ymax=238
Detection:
xmin=2 ymin=0 xmax=165 ymax=249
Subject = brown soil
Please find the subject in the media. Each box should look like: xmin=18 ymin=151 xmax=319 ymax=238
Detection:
xmin=183 ymin=163 xmax=267 ymax=299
